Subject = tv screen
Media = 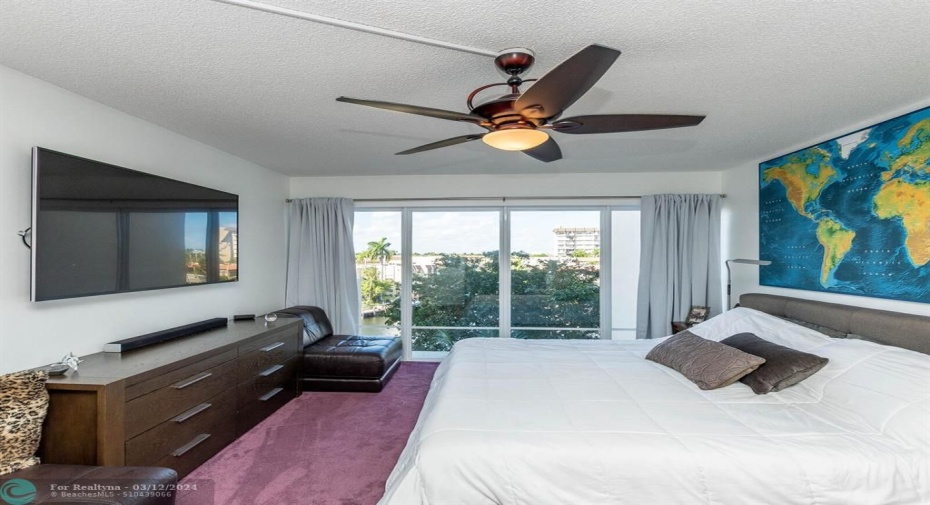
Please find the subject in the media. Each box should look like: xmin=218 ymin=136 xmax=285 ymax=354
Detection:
xmin=31 ymin=147 xmax=239 ymax=301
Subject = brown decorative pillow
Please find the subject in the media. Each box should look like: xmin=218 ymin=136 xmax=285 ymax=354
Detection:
xmin=646 ymin=331 xmax=766 ymax=390
xmin=0 ymin=370 xmax=50 ymax=475
xmin=720 ymin=332 xmax=829 ymax=394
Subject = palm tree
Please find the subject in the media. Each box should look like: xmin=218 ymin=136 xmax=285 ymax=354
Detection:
xmin=364 ymin=238 xmax=395 ymax=280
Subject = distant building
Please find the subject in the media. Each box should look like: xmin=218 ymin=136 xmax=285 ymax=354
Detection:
xmin=553 ymin=227 xmax=599 ymax=257
xmin=219 ymin=227 xmax=238 ymax=263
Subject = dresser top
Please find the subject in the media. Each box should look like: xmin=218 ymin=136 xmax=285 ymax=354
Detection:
xmin=45 ymin=319 xmax=301 ymax=388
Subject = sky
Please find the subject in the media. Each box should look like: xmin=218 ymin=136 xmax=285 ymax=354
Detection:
xmin=354 ymin=210 xmax=602 ymax=255
xmin=185 ymin=211 xmax=238 ymax=250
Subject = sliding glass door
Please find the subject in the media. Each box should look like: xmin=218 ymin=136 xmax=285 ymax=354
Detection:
xmin=410 ymin=210 xmax=500 ymax=358
xmin=610 ymin=209 xmax=641 ymax=339
xmin=354 ymin=211 xmax=401 ymax=337
xmin=354 ymin=202 xmax=640 ymax=359
xmin=510 ymin=210 xmax=601 ymax=339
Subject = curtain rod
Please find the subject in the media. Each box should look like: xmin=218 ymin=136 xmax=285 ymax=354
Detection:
xmin=286 ymin=194 xmax=727 ymax=203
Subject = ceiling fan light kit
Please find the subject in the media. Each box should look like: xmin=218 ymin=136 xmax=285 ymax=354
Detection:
xmin=336 ymin=44 xmax=706 ymax=162
xmin=482 ymin=128 xmax=549 ymax=151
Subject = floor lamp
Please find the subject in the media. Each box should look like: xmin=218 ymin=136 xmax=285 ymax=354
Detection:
xmin=726 ymin=259 xmax=772 ymax=310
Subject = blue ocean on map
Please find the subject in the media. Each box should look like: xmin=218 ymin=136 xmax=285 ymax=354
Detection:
xmin=758 ymin=107 xmax=930 ymax=303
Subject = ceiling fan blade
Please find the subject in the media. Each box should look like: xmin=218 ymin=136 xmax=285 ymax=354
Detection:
xmin=396 ymin=134 xmax=486 ymax=155
xmin=336 ymin=97 xmax=483 ymax=124
xmin=514 ymin=45 xmax=621 ymax=120
xmin=523 ymin=136 xmax=562 ymax=163
xmin=552 ymin=114 xmax=705 ymax=134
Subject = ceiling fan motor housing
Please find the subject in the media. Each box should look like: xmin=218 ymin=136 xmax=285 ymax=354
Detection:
xmin=471 ymin=93 xmax=546 ymax=129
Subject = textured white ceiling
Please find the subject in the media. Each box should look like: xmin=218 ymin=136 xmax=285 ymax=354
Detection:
xmin=1 ymin=0 xmax=928 ymax=177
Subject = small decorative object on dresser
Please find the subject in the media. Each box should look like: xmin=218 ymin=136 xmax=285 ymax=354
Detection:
xmin=58 ymin=352 xmax=83 ymax=370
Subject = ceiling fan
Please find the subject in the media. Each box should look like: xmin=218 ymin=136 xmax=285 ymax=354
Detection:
xmin=336 ymin=44 xmax=705 ymax=163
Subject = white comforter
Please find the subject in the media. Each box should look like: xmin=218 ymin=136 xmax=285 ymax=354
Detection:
xmin=380 ymin=308 xmax=930 ymax=505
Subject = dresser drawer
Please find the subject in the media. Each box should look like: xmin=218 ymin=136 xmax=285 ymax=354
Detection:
xmin=237 ymin=323 xmax=300 ymax=356
xmin=124 ymin=348 xmax=238 ymax=400
xmin=236 ymin=358 xmax=297 ymax=435
xmin=125 ymin=387 xmax=236 ymax=466
xmin=152 ymin=416 xmax=237 ymax=479
xmin=125 ymin=358 xmax=238 ymax=439
xmin=236 ymin=333 xmax=299 ymax=383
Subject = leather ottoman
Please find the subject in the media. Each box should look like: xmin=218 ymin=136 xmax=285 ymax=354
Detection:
xmin=275 ymin=306 xmax=403 ymax=393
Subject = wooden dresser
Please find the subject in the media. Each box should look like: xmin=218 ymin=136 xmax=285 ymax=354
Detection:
xmin=38 ymin=319 xmax=301 ymax=477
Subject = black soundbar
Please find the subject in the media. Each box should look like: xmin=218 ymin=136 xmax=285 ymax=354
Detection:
xmin=103 ymin=317 xmax=228 ymax=353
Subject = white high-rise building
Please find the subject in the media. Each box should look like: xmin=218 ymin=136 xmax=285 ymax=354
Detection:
xmin=553 ymin=227 xmax=599 ymax=257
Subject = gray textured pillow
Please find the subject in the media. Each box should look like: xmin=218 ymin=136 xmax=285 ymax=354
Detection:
xmin=646 ymin=331 xmax=766 ymax=390
xmin=720 ymin=332 xmax=829 ymax=394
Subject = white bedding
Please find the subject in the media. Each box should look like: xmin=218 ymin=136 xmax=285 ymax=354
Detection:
xmin=380 ymin=308 xmax=930 ymax=505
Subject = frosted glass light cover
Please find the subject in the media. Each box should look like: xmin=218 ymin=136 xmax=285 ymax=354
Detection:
xmin=482 ymin=129 xmax=549 ymax=151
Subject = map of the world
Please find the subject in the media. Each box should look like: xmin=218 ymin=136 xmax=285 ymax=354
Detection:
xmin=759 ymin=106 xmax=929 ymax=303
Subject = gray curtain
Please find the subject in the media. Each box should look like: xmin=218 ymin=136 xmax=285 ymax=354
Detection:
xmin=285 ymin=198 xmax=360 ymax=334
xmin=636 ymin=194 xmax=722 ymax=339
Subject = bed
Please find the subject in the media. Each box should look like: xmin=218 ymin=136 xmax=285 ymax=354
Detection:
xmin=379 ymin=294 xmax=930 ymax=505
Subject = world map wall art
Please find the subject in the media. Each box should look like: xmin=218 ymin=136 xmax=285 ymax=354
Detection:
xmin=759 ymin=106 xmax=929 ymax=303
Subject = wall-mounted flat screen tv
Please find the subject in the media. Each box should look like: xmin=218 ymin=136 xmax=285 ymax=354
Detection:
xmin=31 ymin=147 xmax=239 ymax=301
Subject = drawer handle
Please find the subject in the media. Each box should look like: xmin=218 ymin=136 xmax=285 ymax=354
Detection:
xmin=260 ymin=342 xmax=285 ymax=352
xmin=173 ymin=372 xmax=212 ymax=390
xmin=259 ymin=364 xmax=284 ymax=377
xmin=171 ymin=433 xmax=211 ymax=457
xmin=259 ymin=387 xmax=284 ymax=402
xmin=174 ymin=403 xmax=212 ymax=423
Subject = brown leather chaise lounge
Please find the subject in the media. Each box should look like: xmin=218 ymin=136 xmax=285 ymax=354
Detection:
xmin=274 ymin=306 xmax=403 ymax=392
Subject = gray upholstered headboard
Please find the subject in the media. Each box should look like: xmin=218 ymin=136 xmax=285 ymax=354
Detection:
xmin=739 ymin=293 xmax=930 ymax=355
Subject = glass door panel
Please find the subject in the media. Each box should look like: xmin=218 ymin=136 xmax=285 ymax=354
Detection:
xmin=610 ymin=209 xmax=640 ymax=339
xmin=354 ymin=211 xmax=402 ymax=337
xmin=510 ymin=210 xmax=601 ymax=338
xmin=411 ymin=210 xmax=500 ymax=355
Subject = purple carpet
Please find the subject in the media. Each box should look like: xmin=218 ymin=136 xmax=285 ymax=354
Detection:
xmin=177 ymin=362 xmax=438 ymax=505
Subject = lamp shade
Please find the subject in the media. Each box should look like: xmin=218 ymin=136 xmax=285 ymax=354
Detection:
xmin=481 ymin=129 xmax=549 ymax=151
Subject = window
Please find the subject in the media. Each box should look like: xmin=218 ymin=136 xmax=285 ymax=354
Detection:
xmin=354 ymin=211 xmax=401 ymax=337
xmin=610 ymin=210 xmax=640 ymax=339
xmin=510 ymin=211 xmax=600 ymax=340
xmin=410 ymin=211 xmax=500 ymax=358
xmin=354 ymin=202 xmax=640 ymax=359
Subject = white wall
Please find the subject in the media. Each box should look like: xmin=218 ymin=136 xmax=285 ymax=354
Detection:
xmin=0 ymin=66 xmax=289 ymax=373
xmin=722 ymin=99 xmax=930 ymax=317
xmin=289 ymin=171 xmax=724 ymax=200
